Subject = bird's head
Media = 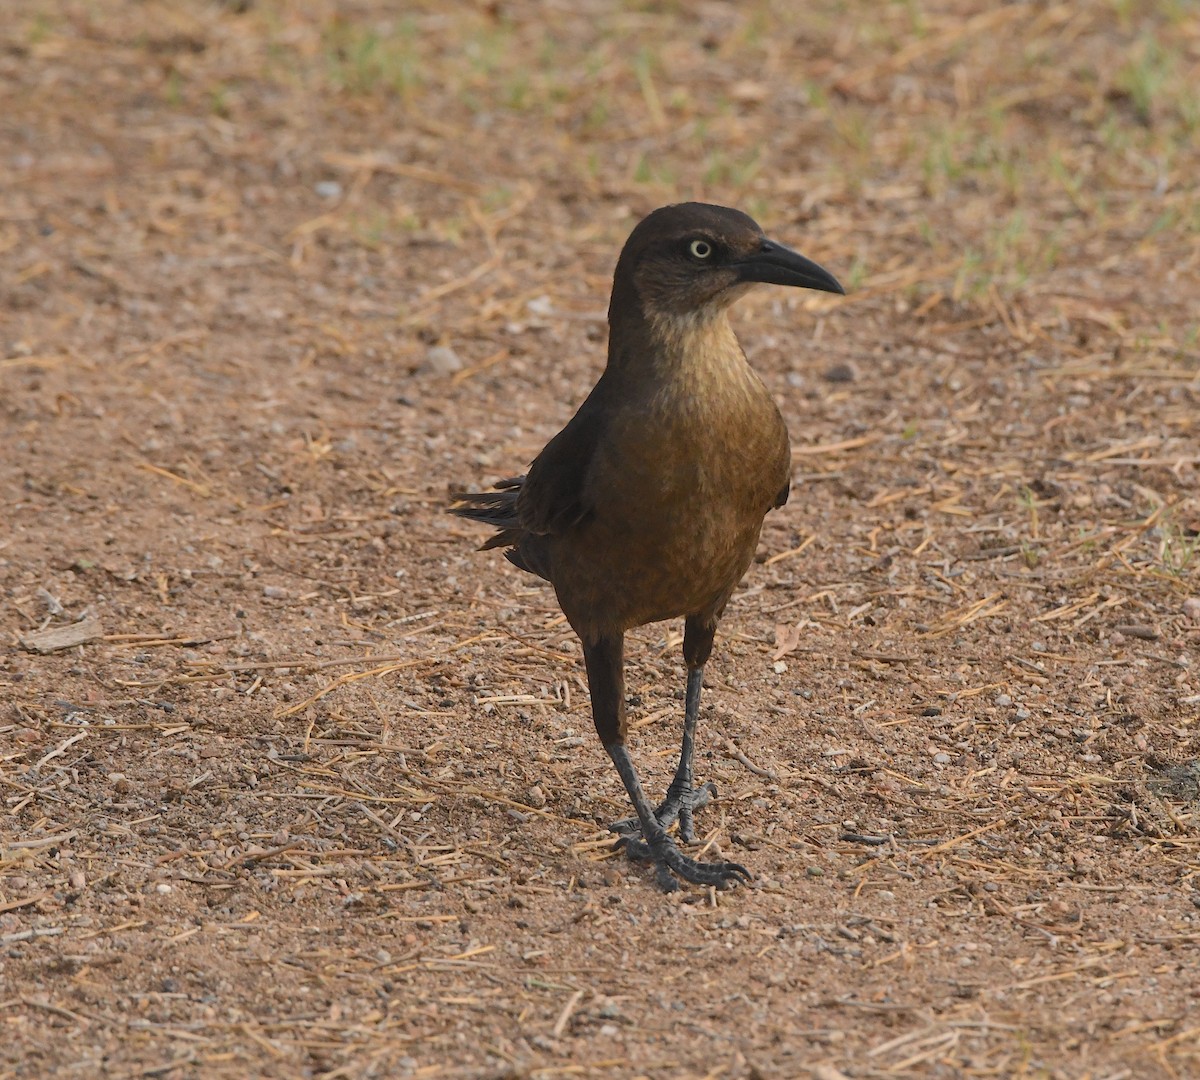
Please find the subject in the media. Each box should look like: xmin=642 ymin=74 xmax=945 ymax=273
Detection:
xmin=610 ymin=202 xmax=844 ymax=333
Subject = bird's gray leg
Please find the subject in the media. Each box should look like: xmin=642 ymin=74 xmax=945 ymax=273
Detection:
xmin=655 ymin=663 xmax=717 ymax=842
xmin=611 ymin=616 xmax=718 ymax=843
xmin=584 ymin=634 xmax=748 ymax=891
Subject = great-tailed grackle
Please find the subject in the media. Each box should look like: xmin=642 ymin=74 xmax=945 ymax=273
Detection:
xmin=451 ymin=202 xmax=844 ymax=890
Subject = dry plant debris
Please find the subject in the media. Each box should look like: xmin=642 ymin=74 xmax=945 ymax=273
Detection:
xmin=2 ymin=1 xmax=1199 ymax=1077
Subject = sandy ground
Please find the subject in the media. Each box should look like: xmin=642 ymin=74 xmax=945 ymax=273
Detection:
xmin=2 ymin=2 xmax=1199 ymax=1077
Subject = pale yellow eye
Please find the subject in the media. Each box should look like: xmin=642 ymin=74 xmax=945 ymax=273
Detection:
xmin=689 ymin=239 xmax=713 ymax=259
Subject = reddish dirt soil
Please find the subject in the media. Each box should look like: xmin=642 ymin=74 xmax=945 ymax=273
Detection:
xmin=3 ymin=3 xmax=1199 ymax=1078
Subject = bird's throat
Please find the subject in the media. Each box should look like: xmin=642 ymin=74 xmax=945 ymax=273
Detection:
xmin=645 ymin=308 xmax=758 ymax=395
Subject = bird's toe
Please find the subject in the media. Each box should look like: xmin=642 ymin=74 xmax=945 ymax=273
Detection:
xmin=615 ymin=832 xmax=750 ymax=891
xmin=609 ymin=779 xmax=718 ymax=841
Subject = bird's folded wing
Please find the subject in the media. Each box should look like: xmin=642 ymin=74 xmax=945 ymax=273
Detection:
xmin=518 ymin=389 xmax=608 ymax=536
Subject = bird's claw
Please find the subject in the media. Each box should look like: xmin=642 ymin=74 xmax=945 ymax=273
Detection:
xmin=610 ymin=779 xmax=717 ymax=842
xmin=616 ymin=832 xmax=750 ymax=892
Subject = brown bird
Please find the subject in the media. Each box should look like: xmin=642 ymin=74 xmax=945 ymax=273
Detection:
xmin=451 ymin=202 xmax=843 ymax=890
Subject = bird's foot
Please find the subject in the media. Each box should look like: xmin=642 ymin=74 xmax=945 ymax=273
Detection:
xmin=616 ymin=831 xmax=750 ymax=892
xmin=610 ymin=779 xmax=717 ymax=843
xmin=661 ymin=778 xmax=716 ymax=843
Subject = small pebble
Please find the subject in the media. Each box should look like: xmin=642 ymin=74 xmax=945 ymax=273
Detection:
xmin=995 ymin=694 xmax=1012 ymax=708
xmin=1183 ymin=598 xmax=1200 ymax=625
xmin=314 ymin=180 xmax=342 ymax=199
xmin=933 ymin=752 xmax=951 ymax=764
xmin=422 ymin=345 xmax=462 ymax=375
xmin=525 ymin=785 xmax=546 ymax=809
xmin=263 ymin=585 xmax=288 ymax=599
xmin=822 ymin=361 xmax=858 ymax=383
xmin=155 ymin=883 xmax=172 ymax=894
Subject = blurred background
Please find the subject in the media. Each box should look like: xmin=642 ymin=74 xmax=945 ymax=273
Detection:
xmin=5 ymin=1 xmax=1198 ymax=366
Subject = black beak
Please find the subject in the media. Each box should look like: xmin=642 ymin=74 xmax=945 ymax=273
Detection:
xmin=734 ymin=238 xmax=845 ymax=295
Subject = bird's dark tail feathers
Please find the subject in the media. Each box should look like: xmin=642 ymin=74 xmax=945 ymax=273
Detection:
xmin=449 ymin=475 xmax=525 ymax=550
xmin=449 ymin=476 xmax=548 ymax=579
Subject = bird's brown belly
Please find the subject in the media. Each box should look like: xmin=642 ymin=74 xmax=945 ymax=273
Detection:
xmin=547 ymin=372 xmax=789 ymax=640
xmin=550 ymin=483 xmax=770 ymax=638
